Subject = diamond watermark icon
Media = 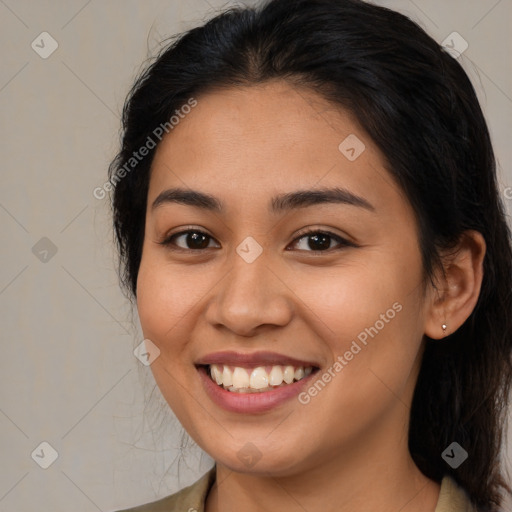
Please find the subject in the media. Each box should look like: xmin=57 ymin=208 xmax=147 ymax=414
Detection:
xmin=338 ymin=134 xmax=365 ymax=161
xmin=237 ymin=442 xmax=262 ymax=468
xmin=441 ymin=442 xmax=468 ymax=469
xmin=32 ymin=237 xmax=58 ymax=263
xmin=236 ymin=236 xmax=263 ymax=263
xmin=134 ymin=338 xmax=161 ymax=366
xmin=31 ymin=32 xmax=59 ymax=59
xmin=441 ymin=32 xmax=468 ymax=59
xmin=31 ymin=441 xmax=59 ymax=469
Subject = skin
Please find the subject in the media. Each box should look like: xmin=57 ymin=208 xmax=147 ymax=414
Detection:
xmin=136 ymin=80 xmax=485 ymax=512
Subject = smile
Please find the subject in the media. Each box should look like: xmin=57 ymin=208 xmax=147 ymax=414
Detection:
xmin=195 ymin=351 xmax=321 ymax=413
xmin=207 ymin=364 xmax=314 ymax=393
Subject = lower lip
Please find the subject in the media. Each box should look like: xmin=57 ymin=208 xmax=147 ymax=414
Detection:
xmin=197 ymin=366 xmax=317 ymax=413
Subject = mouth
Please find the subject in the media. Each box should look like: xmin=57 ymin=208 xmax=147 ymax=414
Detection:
xmin=200 ymin=363 xmax=317 ymax=393
xmin=194 ymin=351 xmax=321 ymax=412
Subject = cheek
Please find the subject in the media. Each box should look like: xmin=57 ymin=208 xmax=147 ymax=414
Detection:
xmin=298 ymin=259 xmax=420 ymax=340
xmin=135 ymin=257 xmax=204 ymax=423
xmin=135 ymin=257 xmax=198 ymax=354
xmin=301 ymin=254 xmax=426 ymax=399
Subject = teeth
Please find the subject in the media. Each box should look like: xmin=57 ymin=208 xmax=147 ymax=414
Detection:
xmin=283 ymin=365 xmax=295 ymax=384
xmin=269 ymin=366 xmax=283 ymax=386
xmin=232 ymin=367 xmax=250 ymax=388
xmin=250 ymin=367 xmax=269 ymax=389
xmin=294 ymin=367 xmax=305 ymax=380
xmin=222 ymin=366 xmax=233 ymax=387
xmin=207 ymin=364 xmax=314 ymax=393
xmin=211 ymin=364 xmax=223 ymax=385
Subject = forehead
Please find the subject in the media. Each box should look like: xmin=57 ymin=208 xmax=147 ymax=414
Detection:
xmin=148 ymin=80 xmax=400 ymax=215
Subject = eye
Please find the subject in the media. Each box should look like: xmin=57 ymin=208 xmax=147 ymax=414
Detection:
xmin=158 ymin=228 xmax=354 ymax=253
xmin=288 ymin=229 xmax=354 ymax=252
xmin=158 ymin=229 xmax=220 ymax=251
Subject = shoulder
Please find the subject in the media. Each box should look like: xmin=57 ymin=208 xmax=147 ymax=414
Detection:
xmin=435 ymin=475 xmax=478 ymax=512
xmin=112 ymin=466 xmax=216 ymax=512
xmin=112 ymin=468 xmax=480 ymax=512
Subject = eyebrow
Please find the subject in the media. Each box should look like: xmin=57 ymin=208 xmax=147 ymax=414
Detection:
xmin=151 ymin=186 xmax=375 ymax=213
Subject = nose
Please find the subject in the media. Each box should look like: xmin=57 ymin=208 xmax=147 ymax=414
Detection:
xmin=204 ymin=248 xmax=293 ymax=337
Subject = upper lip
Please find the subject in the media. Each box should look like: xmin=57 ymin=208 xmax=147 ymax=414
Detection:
xmin=195 ymin=351 xmax=319 ymax=368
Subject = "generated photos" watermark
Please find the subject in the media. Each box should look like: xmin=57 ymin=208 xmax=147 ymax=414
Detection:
xmin=298 ymin=301 xmax=403 ymax=404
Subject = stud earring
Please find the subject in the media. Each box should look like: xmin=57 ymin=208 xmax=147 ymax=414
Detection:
xmin=442 ymin=324 xmax=447 ymax=335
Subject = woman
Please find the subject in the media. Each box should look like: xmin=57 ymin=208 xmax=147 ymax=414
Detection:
xmin=108 ymin=0 xmax=512 ymax=510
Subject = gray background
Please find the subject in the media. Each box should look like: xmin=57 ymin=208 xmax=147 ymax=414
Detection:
xmin=1 ymin=1 xmax=511 ymax=511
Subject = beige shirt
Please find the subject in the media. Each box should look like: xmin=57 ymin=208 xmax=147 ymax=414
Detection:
xmin=114 ymin=467 xmax=477 ymax=512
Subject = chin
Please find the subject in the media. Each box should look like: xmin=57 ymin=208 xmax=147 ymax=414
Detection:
xmin=209 ymin=440 xmax=314 ymax=477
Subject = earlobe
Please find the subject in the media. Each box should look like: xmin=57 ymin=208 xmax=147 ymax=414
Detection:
xmin=424 ymin=230 xmax=486 ymax=340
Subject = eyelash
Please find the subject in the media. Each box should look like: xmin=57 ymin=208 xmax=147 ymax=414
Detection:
xmin=157 ymin=227 xmax=354 ymax=253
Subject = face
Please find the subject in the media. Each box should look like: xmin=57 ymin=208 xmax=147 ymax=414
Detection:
xmin=136 ymin=80 xmax=431 ymax=476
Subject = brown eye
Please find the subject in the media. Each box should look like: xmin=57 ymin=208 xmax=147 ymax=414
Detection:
xmin=289 ymin=230 xmax=353 ymax=252
xmin=159 ymin=228 xmax=353 ymax=253
xmin=159 ymin=230 xmax=219 ymax=250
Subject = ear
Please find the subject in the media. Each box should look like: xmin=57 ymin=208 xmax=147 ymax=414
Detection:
xmin=424 ymin=230 xmax=486 ymax=340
